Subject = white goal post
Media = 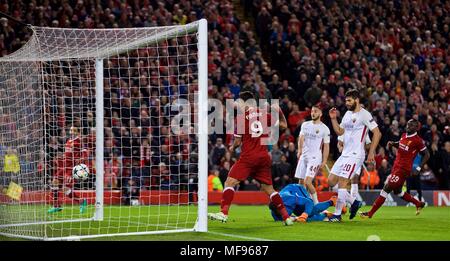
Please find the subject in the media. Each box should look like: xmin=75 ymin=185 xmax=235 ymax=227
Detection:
xmin=0 ymin=19 xmax=208 ymax=240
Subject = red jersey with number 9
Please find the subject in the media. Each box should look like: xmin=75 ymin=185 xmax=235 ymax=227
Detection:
xmin=392 ymin=133 xmax=427 ymax=174
xmin=235 ymin=107 xmax=272 ymax=159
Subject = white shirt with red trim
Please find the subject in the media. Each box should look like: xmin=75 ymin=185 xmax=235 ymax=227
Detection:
xmin=299 ymin=120 xmax=330 ymax=160
xmin=339 ymin=108 xmax=378 ymax=159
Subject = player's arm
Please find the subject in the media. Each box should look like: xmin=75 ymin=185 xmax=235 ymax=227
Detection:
xmin=363 ymin=111 xmax=381 ymax=163
xmin=367 ymin=127 xmax=381 ymax=163
xmin=412 ymin=143 xmax=430 ymax=176
xmin=321 ymin=142 xmax=329 ymax=168
xmin=337 ymin=140 xmax=343 ymax=152
xmin=297 ymin=134 xmax=304 ymax=158
xmin=321 ymin=129 xmax=330 ymax=169
xmin=328 ymin=107 xmax=344 ymax=136
xmin=229 ymin=136 xmax=242 ymax=153
xmin=295 ymin=197 xmax=313 ymax=222
xmin=337 ymin=135 xmax=344 ymax=153
xmin=365 ymin=135 xmax=372 ymax=151
xmin=272 ymin=103 xmax=287 ymax=130
xmin=387 ymin=141 xmax=400 ymax=149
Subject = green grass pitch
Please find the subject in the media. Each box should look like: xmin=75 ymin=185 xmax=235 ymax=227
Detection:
xmin=1 ymin=205 xmax=449 ymax=241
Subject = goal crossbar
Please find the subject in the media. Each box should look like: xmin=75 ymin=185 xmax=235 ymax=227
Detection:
xmin=0 ymin=21 xmax=200 ymax=62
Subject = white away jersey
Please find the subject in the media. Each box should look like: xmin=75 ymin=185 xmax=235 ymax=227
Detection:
xmin=339 ymin=108 xmax=378 ymax=159
xmin=299 ymin=121 xmax=330 ymax=158
xmin=338 ymin=133 xmax=371 ymax=144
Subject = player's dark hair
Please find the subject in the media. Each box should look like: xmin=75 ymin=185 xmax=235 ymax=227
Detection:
xmin=408 ymin=118 xmax=419 ymax=125
xmin=312 ymin=102 xmax=323 ymax=111
xmin=239 ymin=91 xmax=255 ymax=102
xmin=345 ymin=89 xmax=360 ymax=100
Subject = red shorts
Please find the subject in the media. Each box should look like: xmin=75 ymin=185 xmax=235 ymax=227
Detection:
xmin=387 ymin=168 xmax=409 ymax=191
xmin=228 ymin=155 xmax=272 ymax=185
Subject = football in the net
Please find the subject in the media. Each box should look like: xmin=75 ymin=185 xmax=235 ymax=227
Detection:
xmin=72 ymin=164 xmax=90 ymax=180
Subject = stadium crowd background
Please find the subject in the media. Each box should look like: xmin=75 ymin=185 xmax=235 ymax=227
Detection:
xmin=0 ymin=0 xmax=448 ymax=195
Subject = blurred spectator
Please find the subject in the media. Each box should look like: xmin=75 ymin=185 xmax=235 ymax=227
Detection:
xmin=3 ymin=148 xmax=20 ymax=184
xmin=210 ymin=137 xmax=226 ymax=166
xmin=104 ymin=159 xmax=118 ymax=189
xmin=287 ymin=103 xmax=304 ymax=133
xmin=122 ymin=178 xmax=140 ymax=206
xmin=219 ymin=161 xmax=231 ymax=186
xmin=360 ymin=162 xmax=380 ymax=190
xmin=272 ymin=154 xmax=291 ymax=190
xmin=270 ymin=143 xmax=283 ymax=164
xmin=424 ymin=124 xmax=443 ymax=147
xmin=436 ymin=141 xmax=450 ymax=189
xmin=377 ymin=159 xmax=391 ymax=189
xmin=208 ymin=169 xmax=223 ymax=192
xmin=374 ymin=147 xmax=388 ymax=169
xmin=313 ymin=171 xmax=329 ymax=192
xmin=420 ymin=164 xmax=439 ymax=190
xmin=285 ymin=142 xmax=297 ymax=171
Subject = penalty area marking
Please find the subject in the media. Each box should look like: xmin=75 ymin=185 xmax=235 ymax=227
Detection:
xmin=207 ymin=231 xmax=274 ymax=241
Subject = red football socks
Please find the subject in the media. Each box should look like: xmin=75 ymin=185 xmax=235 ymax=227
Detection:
xmin=401 ymin=192 xmax=421 ymax=207
xmin=220 ymin=187 xmax=235 ymax=215
xmin=368 ymin=196 xmax=386 ymax=218
xmin=270 ymin=192 xmax=290 ymax=221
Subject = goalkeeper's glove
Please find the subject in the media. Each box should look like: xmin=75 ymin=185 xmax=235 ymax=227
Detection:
xmin=295 ymin=213 xmax=308 ymax=223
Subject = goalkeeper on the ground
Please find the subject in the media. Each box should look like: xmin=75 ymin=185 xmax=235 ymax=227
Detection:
xmin=269 ymin=184 xmax=345 ymax=222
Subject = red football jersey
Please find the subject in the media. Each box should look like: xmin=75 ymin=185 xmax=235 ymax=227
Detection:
xmin=392 ymin=132 xmax=427 ymax=174
xmin=235 ymin=107 xmax=272 ymax=159
xmin=64 ymin=136 xmax=82 ymax=168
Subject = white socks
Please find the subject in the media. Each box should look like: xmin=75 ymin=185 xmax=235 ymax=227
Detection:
xmin=345 ymin=189 xmax=356 ymax=205
xmin=350 ymin=184 xmax=358 ymax=199
xmin=334 ymin=189 xmax=347 ymax=215
xmin=332 ymin=184 xmax=339 ymax=192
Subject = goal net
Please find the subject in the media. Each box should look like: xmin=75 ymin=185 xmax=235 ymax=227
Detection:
xmin=0 ymin=19 xmax=208 ymax=240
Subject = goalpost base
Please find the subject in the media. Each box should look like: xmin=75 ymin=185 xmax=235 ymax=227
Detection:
xmin=42 ymin=228 xmax=196 ymax=241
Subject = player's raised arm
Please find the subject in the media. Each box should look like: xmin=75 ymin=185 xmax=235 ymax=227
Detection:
xmin=272 ymin=103 xmax=287 ymax=130
xmin=329 ymin=107 xmax=344 ymax=136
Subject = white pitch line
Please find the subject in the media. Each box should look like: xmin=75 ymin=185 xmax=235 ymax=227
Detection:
xmin=207 ymin=231 xmax=274 ymax=241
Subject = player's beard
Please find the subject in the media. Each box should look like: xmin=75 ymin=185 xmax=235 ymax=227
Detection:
xmin=311 ymin=115 xmax=320 ymax=122
xmin=347 ymin=102 xmax=357 ymax=111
